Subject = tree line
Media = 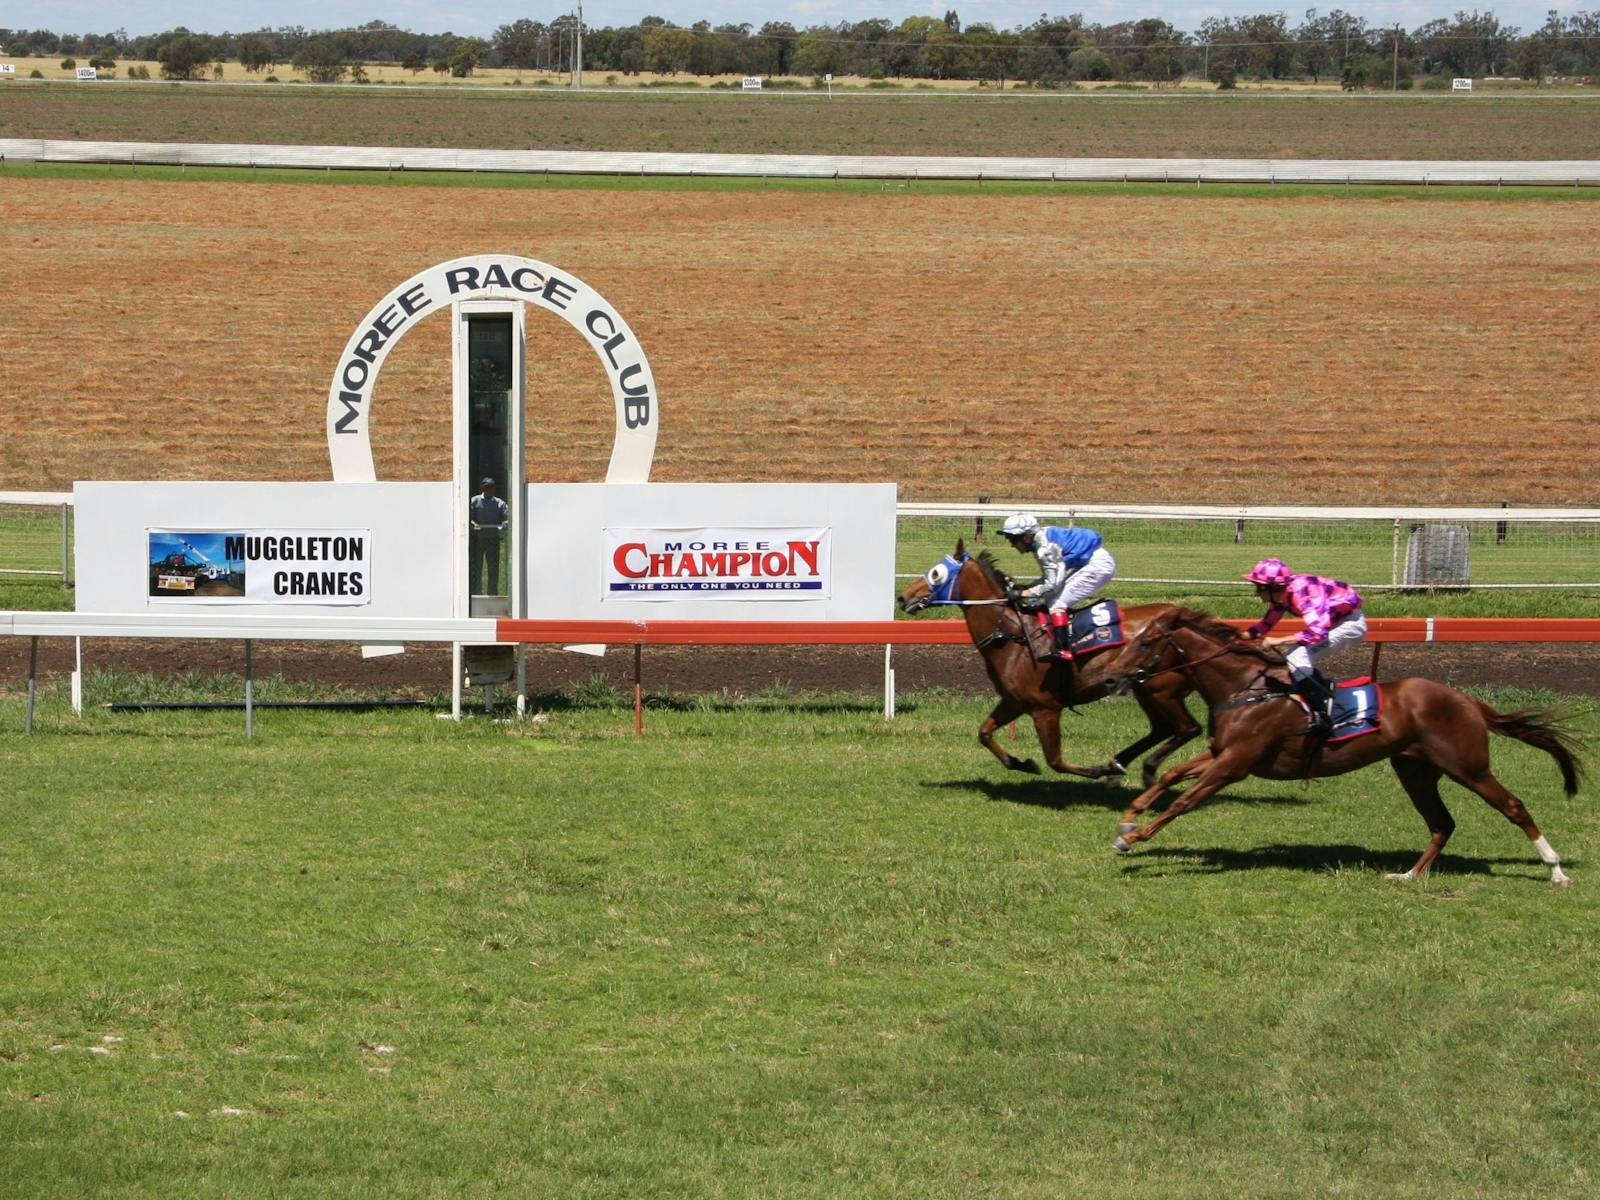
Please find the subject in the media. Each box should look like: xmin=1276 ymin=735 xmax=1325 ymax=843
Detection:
xmin=6 ymin=10 xmax=1600 ymax=90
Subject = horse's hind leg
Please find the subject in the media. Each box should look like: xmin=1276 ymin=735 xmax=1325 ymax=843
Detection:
xmin=1387 ymin=754 xmax=1455 ymax=882
xmin=1420 ymin=723 xmax=1571 ymax=885
xmin=1131 ymin=685 xmax=1203 ymax=790
xmin=1449 ymin=764 xmax=1571 ymax=887
xmin=1087 ymin=688 xmax=1200 ymax=787
xmin=979 ymin=698 xmax=1041 ymax=775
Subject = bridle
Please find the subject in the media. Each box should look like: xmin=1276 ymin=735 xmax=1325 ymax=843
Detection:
xmin=903 ymin=555 xmax=1017 ymax=614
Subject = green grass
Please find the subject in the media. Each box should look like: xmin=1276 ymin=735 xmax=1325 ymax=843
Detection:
xmin=2 ymin=684 xmax=1599 ymax=1197
xmin=5 ymin=160 xmax=1600 ymax=202
xmin=898 ymin=516 xmax=1600 ymax=618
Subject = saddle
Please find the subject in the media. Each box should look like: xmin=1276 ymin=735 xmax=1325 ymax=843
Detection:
xmin=1026 ymin=599 xmax=1127 ymax=659
xmin=1221 ymin=675 xmax=1382 ymax=744
xmin=1324 ymin=676 xmax=1383 ymax=743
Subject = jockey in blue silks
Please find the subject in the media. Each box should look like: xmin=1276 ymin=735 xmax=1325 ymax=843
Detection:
xmin=999 ymin=513 xmax=1117 ymax=663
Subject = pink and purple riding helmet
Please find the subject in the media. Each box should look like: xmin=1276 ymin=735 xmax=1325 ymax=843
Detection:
xmin=1243 ymin=557 xmax=1293 ymax=587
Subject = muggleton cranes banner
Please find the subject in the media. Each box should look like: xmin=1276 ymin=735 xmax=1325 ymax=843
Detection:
xmin=147 ymin=529 xmax=370 ymax=605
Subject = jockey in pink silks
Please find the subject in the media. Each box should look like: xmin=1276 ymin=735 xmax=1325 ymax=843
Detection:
xmin=1241 ymin=557 xmax=1367 ymax=735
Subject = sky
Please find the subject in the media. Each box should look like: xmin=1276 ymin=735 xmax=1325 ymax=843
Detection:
xmin=12 ymin=1 xmax=1582 ymax=40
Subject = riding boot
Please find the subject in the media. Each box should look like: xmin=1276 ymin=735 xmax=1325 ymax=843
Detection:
xmin=1047 ymin=624 xmax=1078 ymax=701
xmin=1293 ymin=672 xmax=1334 ymax=737
xmin=1044 ymin=622 xmax=1075 ymax=663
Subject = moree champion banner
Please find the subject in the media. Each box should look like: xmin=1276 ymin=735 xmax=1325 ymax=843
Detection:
xmin=603 ymin=527 xmax=831 ymax=600
xmin=148 ymin=529 xmax=371 ymax=605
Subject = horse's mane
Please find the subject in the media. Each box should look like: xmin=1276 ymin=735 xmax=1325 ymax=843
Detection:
xmin=970 ymin=550 xmax=1015 ymax=591
xmin=1165 ymin=607 xmax=1282 ymax=663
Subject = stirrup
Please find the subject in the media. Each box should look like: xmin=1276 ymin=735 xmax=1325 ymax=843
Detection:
xmin=1300 ymin=700 xmax=1332 ymax=737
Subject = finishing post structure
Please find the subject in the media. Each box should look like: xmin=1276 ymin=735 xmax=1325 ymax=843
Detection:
xmin=453 ymin=302 xmax=527 ymax=717
xmin=325 ymin=254 xmax=660 ymax=718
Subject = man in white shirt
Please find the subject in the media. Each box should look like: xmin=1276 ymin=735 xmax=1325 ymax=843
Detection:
xmin=469 ymin=476 xmax=509 ymax=594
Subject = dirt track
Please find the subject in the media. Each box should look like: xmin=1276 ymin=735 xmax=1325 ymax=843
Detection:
xmin=4 ymin=178 xmax=1598 ymax=505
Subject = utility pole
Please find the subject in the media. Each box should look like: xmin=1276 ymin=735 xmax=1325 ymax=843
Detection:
xmin=1392 ymin=24 xmax=1400 ymax=92
xmin=574 ymin=1 xmax=584 ymax=89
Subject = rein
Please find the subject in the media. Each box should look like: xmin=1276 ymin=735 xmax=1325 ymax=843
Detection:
xmin=1127 ymin=626 xmax=1280 ymax=688
xmin=1134 ymin=633 xmax=1247 ymax=681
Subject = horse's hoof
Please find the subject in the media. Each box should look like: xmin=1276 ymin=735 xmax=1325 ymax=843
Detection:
xmin=1552 ymin=870 xmax=1573 ymax=888
xmin=1111 ymin=836 xmax=1131 ymax=854
xmin=1384 ymin=871 xmax=1417 ymax=882
xmin=1011 ymin=758 xmax=1042 ymax=775
xmin=1117 ymin=822 xmax=1136 ymax=836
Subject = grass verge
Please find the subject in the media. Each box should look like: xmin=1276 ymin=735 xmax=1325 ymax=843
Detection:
xmin=5 ymin=160 xmax=1600 ymax=202
xmin=2 ymin=688 xmax=1597 ymax=1197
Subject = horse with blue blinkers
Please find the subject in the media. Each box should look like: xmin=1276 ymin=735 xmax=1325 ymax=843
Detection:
xmin=898 ymin=542 xmax=1201 ymax=785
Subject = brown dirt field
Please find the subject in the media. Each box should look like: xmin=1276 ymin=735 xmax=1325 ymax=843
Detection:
xmin=3 ymin=177 xmax=1597 ymax=504
xmin=7 ymin=84 xmax=1600 ymax=159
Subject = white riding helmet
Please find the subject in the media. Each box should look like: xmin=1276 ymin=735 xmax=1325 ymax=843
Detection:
xmin=999 ymin=513 xmax=1039 ymax=539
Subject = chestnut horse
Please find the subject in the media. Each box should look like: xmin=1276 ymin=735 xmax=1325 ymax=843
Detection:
xmin=1104 ymin=608 xmax=1583 ymax=885
xmin=897 ymin=542 xmax=1200 ymax=784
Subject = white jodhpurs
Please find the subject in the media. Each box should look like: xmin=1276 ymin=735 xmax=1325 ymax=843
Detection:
xmin=1284 ymin=612 xmax=1368 ymax=680
xmin=1047 ymin=547 xmax=1117 ymax=614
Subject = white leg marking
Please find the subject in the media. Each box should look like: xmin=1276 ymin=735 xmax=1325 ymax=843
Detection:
xmin=1533 ymin=835 xmax=1572 ymax=887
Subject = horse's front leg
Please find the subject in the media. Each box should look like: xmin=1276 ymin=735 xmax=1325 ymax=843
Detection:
xmin=1116 ymin=749 xmax=1214 ymax=835
xmin=1128 ymin=684 xmax=1203 ymax=789
xmin=1112 ymin=747 xmax=1256 ymax=853
xmin=979 ymin=698 xmax=1041 ymax=774
xmin=1030 ymin=708 xmax=1117 ymax=779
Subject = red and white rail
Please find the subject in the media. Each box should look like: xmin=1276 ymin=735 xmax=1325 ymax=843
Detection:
xmin=5 ymin=612 xmax=1598 ymax=736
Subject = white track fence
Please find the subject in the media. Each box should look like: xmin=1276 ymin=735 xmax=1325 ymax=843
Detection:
xmin=896 ymin=503 xmax=1600 ymax=594
xmin=6 ymin=140 xmax=1600 ymax=188
xmin=0 ymin=492 xmax=72 ymax=586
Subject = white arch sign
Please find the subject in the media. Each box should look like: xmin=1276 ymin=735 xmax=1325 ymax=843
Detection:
xmin=326 ymin=254 xmax=657 ymax=483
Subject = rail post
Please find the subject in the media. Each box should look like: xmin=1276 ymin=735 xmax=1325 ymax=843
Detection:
xmin=633 ymin=643 xmax=644 ymax=735
xmin=60 ymin=501 xmax=71 ymax=588
xmin=883 ymin=644 xmax=895 ymax=719
xmin=244 ymin=639 xmax=254 ymax=738
xmin=25 ymin=636 xmax=39 ymax=734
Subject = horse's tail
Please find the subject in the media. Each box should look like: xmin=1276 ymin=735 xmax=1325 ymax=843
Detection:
xmin=1477 ymin=701 xmax=1585 ymax=797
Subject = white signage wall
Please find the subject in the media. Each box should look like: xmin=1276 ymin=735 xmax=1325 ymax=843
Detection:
xmin=526 ymin=483 xmax=896 ymax=621
xmin=75 ymin=482 xmax=453 ymax=617
xmin=74 ymin=481 xmax=896 ymax=624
